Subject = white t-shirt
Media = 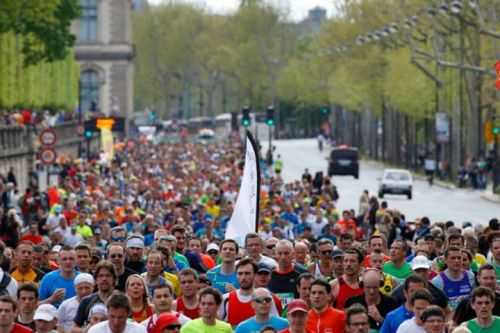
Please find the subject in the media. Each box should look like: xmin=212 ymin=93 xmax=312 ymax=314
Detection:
xmin=0 ymin=269 xmax=18 ymax=299
xmin=141 ymin=312 xmax=191 ymax=327
xmin=396 ymin=318 xmax=425 ymax=333
xmin=88 ymin=320 xmax=146 ymax=333
xmin=58 ymin=296 xmax=80 ymax=333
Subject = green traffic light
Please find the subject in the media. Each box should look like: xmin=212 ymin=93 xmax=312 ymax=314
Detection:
xmin=266 ymin=119 xmax=274 ymax=126
xmin=84 ymin=131 xmax=93 ymax=139
xmin=494 ymin=128 xmax=500 ymax=135
xmin=242 ymin=120 xmax=250 ymax=127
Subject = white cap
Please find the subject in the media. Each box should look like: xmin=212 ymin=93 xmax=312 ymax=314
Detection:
xmin=206 ymin=243 xmax=219 ymax=253
xmin=412 ymin=255 xmax=431 ymax=270
xmin=74 ymin=273 xmax=95 ymax=286
xmin=51 ymin=245 xmax=62 ymax=253
xmin=89 ymin=303 xmax=108 ymax=317
xmin=34 ymin=304 xmax=58 ymax=321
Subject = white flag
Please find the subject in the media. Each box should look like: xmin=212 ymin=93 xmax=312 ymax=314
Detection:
xmin=225 ymin=132 xmax=260 ymax=246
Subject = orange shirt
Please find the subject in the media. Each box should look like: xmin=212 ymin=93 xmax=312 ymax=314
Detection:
xmin=201 ymin=254 xmax=215 ymax=270
xmin=362 ymin=254 xmax=391 ymax=268
xmin=306 ymin=307 xmax=345 ymax=333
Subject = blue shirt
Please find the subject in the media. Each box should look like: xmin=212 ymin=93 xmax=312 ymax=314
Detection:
xmin=39 ymin=270 xmax=78 ymax=308
xmin=206 ymin=265 xmax=239 ymax=294
xmin=380 ymin=305 xmax=413 ymax=333
xmin=234 ymin=316 xmax=288 ymax=333
xmin=280 ymin=212 xmax=299 ymax=225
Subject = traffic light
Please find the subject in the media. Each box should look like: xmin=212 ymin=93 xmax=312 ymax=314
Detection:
xmin=266 ymin=106 xmax=275 ymax=126
xmin=84 ymin=130 xmax=93 ymax=139
xmin=242 ymin=106 xmax=251 ymax=127
xmin=494 ymin=116 xmax=500 ymax=135
xmin=320 ymin=107 xmax=330 ymax=116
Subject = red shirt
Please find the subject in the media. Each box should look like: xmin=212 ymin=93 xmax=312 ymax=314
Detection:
xmin=279 ymin=329 xmax=314 ymax=333
xmin=363 ymin=254 xmax=391 ymax=268
xmin=336 ymin=219 xmax=356 ymax=234
xmin=306 ymin=307 xmax=345 ymax=333
xmin=21 ymin=234 xmax=43 ymax=245
xmin=11 ymin=323 xmax=33 ymax=333
xmin=176 ymin=298 xmax=200 ymax=319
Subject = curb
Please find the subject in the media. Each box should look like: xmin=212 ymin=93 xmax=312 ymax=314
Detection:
xmin=481 ymin=193 xmax=500 ymax=204
xmin=413 ymin=175 xmax=456 ymax=190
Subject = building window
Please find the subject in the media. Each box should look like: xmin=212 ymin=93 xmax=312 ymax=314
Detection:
xmin=79 ymin=0 xmax=97 ymax=42
xmin=80 ymin=70 xmax=99 ymax=113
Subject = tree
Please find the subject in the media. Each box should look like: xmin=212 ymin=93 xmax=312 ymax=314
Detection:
xmin=0 ymin=0 xmax=80 ymax=65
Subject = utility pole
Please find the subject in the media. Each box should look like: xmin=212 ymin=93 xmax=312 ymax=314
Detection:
xmin=459 ymin=17 xmax=466 ymax=169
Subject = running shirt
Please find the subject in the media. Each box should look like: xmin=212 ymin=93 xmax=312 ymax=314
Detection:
xmin=382 ymin=261 xmax=412 ymax=285
xmin=431 ymin=270 xmax=474 ymax=310
xmin=235 ymin=316 xmax=288 ymax=333
xmin=175 ymin=298 xmax=200 ymax=319
xmin=334 ymin=276 xmax=363 ymax=310
xmin=466 ymin=316 xmax=500 ymax=333
xmin=268 ymin=265 xmax=307 ymax=306
xmin=180 ymin=318 xmax=232 ymax=333
xmin=206 ymin=265 xmax=239 ymax=294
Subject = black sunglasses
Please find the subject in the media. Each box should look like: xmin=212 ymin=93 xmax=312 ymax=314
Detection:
xmin=321 ymin=250 xmax=333 ymax=256
xmin=254 ymin=297 xmax=272 ymax=304
xmin=165 ymin=324 xmax=181 ymax=330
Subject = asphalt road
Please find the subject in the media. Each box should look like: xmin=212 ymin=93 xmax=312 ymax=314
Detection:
xmin=272 ymin=138 xmax=499 ymax=226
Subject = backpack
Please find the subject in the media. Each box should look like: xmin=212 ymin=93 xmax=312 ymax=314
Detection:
xmin=0 ymin=272 xmax=12 ymax=296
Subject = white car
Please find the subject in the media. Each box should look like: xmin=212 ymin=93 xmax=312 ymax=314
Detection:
xmin=378 ymin=169 xmax=413 ymax=200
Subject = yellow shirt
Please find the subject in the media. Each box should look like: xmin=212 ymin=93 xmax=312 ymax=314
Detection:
xmin=75 ymin=225 xmax=93 ymax=238
xmin=163 ymin=272 xmax=180 ymax=296
xmin=10 ymin=268 xmax=42 ymax=284
xmin=206 ymin=205 xmax=220 ymax=218
xmin=475 ymin=253 xmax=487 ymax=266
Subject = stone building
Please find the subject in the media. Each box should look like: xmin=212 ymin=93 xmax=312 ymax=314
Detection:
xmin=72 ymin=0 xmax=134 ymax=125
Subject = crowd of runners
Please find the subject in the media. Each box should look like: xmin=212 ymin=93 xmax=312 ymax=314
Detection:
xmin=0 ymin=138 xmax=499 ymax=333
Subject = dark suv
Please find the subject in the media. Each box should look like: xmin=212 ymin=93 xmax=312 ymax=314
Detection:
xmin=327 ymin=146 xmax=359 ymax=179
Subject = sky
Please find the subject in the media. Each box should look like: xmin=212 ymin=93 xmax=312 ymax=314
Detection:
xmin=147 ymin=0 xmax=337 ymax=21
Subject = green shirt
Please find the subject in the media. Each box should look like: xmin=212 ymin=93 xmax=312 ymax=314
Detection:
xmin=180 ymin=318 xmax=233 ymax=333
xmin=382 ymin=261 xmax=412 ymax=284
xmin=174 ymin=252 xmax=190 ymax=268
xmin=466 ymin=316 xmax=500 ymax=333
xmin=491 ymin=261 xmax=500 ymax=284
xmin=75 ymin=225 xmax=93 ymax=238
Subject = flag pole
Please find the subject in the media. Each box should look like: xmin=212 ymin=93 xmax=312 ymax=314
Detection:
xmin=245 ymin=130 xmax=261 ymax=232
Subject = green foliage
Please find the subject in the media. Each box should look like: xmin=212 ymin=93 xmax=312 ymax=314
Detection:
xmin=0 ymin=32 xmax=79 ymax=110
xmin=0 ymin=0 xmax=80 ymax=66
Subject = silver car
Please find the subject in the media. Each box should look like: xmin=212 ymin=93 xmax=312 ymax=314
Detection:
xmin=378 ymin=169 xmax=413 ymax=200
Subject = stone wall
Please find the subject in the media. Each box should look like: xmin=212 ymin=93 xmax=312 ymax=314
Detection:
xmin=0 ymin=122 xmax=99 ymax=191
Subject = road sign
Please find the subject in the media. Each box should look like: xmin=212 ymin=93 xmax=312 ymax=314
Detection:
xmin=39 ymin=129 xmax=57 ymax=146
xmin=40 ymin=148 xmax=57 ymax=165
xmin=435 ymin=112 xmax=450 ymax=143
xmin=77 ymin=125 xmax=84 ymax=136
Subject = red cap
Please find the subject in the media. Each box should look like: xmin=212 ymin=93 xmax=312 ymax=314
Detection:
xmin=154 ymin=313 xmax=180 ymax=333
xmin=287 ymin=299 xmax=309 ymax=314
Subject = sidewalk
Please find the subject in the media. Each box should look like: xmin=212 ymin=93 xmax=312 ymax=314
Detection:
xmin=413 ymin=174 xmax=456 ymax=190
xmin=480 ymin=188 xmax=500 ymax=204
